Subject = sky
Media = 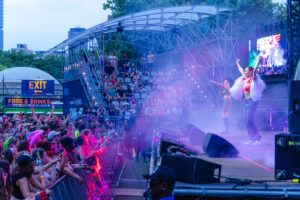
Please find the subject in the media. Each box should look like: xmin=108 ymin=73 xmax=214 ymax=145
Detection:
xmin=4 ymin=0 xmax=286 ymax=51
xmin=4 ymin=0 xmax=111 ymax=51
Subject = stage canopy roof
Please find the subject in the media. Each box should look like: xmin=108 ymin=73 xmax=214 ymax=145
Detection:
xmin=45 ymin=5 xmax=231 ymax=54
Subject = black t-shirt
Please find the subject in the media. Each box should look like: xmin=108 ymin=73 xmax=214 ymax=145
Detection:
xmin=11 ymin=173 xmax=28 ymax=199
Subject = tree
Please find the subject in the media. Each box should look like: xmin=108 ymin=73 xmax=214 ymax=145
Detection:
xmin=103 ymin=0 xmax=287 ymax=35
xmin=103 ymin=33 xmax=138 ymax=58
xmin=0 ymin=51 xmax=64 ymax=80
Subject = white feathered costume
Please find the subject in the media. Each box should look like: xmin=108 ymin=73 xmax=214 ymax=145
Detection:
xmin=229 ymin=75 xmax=266 ymax=102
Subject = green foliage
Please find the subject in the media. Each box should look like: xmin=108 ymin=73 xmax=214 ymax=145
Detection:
xmin=0 ymin=51 xmax=63 ymax=80
xmin=103 ymin=0 xmax=287 ymax=34
xmin=103 ymin=33 xmax=138 ymax=58
xmin=273 ymin=3 xmax=287 ymax=21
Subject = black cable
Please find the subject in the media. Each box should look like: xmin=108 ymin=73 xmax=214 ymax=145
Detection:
xmin=217 ymin=174 xmax=289 ymax=190
xmin=219 ymin=175 xmax=288 ymax=183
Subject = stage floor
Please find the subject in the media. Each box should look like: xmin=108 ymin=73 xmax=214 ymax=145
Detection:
xmin=176 ymin=130 xmax=298 ymax=188
xmin=199 ymin=130 xmax=276 ymax=181
xmin=113 ymin=130 xmax=299 ymax=199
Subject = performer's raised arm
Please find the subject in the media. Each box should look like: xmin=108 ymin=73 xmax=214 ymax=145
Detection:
xmin=236 ymin=58 xmax=246 ymax=77
xmin=210 ymin=80 xmax=230 ymax=90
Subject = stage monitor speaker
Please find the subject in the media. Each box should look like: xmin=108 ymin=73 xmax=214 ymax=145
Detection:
xmin=275 ymin=134 xmax=300 ymax=180
xmin=288 ymin=81 xmax=300 ymax=133
xmin=203 ymin=133 xmax=239 ymax=158
xmin=161 ymin=155 xmax=221 ymax=184
xmin=160 ymin=140 xmax=184 ymax=156
xmin=182 ymin=124 xmax=206 ymax=145
xmin=188 ymin=125 xmax=206 ymax=145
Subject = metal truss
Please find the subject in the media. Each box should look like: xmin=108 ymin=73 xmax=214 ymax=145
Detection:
xmin=44 ymin=5 xmax=232 ymax=55
xmin=165 ymin=9 xmax=236 ymax=110
xmin=44 ymin=5 xmax=235 ymax=107
xmin=287 ymin=0 xmax=300 ymax=79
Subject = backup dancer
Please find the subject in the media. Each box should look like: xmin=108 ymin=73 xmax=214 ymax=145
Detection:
xmin=210 ymin=78 xmax=233 ymax=133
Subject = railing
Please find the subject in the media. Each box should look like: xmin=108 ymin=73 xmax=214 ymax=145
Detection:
xmin=64 ymin=67 xmax=83 ymax=79
xmin=81 ymin=61 xmax=103 ymax=105
xmin=48 ymin=170 xmax=113 ymax=200
xmin=47 ymin=150 xmax=124 ymax=200
xmin=48 ymin=175 xmax=87 ymax=200
xmin=79 ymin=78 xmax=92 ymax=106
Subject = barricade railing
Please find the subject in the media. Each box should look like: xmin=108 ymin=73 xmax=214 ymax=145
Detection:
xmin=47 ymin=166 xmax=116 ymax=199
xmin=46 ymin=140 xmax=124 ymax=200
xmin=48 ymin=175 xmax=88 ymax=200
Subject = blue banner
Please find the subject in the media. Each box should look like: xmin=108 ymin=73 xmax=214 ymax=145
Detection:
xmin=22 ymin=80 xmax=55 ymax=96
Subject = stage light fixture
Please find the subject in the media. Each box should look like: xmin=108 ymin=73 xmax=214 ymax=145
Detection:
xmin=116 ymin=22 xmax=124 ymax=33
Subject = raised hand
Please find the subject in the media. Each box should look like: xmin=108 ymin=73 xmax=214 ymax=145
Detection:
xmin=235 ymin=58 xmax=246 ymax=77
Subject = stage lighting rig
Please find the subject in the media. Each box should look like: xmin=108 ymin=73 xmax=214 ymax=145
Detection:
xmin=116 ymin=22 xmax=124 ymax=33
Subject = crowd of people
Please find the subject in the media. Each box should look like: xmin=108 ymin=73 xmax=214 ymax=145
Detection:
xmin=0 ymin=103 xmax=127 ymax=200
xmin=102 ymin=55 xmax=152 ymax=119
xmin=101 ymin=52 xmax=192 ymax=119
xmin=0 ymin=50 xmax=210 ymax=199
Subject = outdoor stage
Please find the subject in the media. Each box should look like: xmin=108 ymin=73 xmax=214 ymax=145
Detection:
xmin=172 ymin=130 xmax=300 ymax=199
xmin=112 ymin=129 xmax=300 ymax=199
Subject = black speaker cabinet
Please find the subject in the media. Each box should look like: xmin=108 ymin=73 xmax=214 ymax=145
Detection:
xmin=161 ymin=155 xmax=221 ymax=184
xmin=203 ymin=133 xmax=239 ymax=158
xmin=275 ymin=133 xmax=300 ymax=180
xmin=288 ymin=81 xmax=300 ymax=133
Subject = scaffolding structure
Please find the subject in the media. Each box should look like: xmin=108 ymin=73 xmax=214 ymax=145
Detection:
xmin=44 ymin=5 xmax=236 ymax=108
xmin=287 ymin=0 xmax=300 ymax=79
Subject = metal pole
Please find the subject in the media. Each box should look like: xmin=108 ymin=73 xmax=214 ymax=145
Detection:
xmin=2 ymin=75 xmax=4 ymax=114
xmin=175 ymin=188 xmax=300 ymax=198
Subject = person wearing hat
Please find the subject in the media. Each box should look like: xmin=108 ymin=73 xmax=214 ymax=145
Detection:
xmin=144 ymin=166 xmax=176 ymax=200
xmin=47 ymin=131 xmax=60 ymax=142
xmin=47 ymin=130 xmax=62 ymax=156
xmin=11 ymin=154 xmax=46 ymax=199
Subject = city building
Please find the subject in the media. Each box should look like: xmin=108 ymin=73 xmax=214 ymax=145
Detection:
xmin=11 ymin=44 xmax=34 ymax=54
xmin=68 ymin=27 xmax=86 ymax=39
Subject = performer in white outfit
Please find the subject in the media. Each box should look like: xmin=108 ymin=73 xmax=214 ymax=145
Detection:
xmin=230 ymin=59 xmax=266 ymax=145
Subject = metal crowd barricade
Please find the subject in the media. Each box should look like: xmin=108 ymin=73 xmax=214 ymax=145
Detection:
xmin=48 ymin=168 xmax=116 ymax=199
xmin=48 ymin=172 xmax=107 ymax=200
xmin=47 ymin=137 xmax=125 ymax=200
xmin=48 ymin=175 xmax=87 ymax=200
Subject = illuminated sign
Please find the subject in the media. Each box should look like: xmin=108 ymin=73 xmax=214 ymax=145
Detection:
xmin=5 ymin=97 xmax=63 ymax=108
xmin=22 ymin=80 xmax=54 ymax=96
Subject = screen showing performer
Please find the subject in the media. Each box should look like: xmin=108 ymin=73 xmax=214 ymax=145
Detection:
xmin=249 ymin=34 xmax=287 ymax=76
